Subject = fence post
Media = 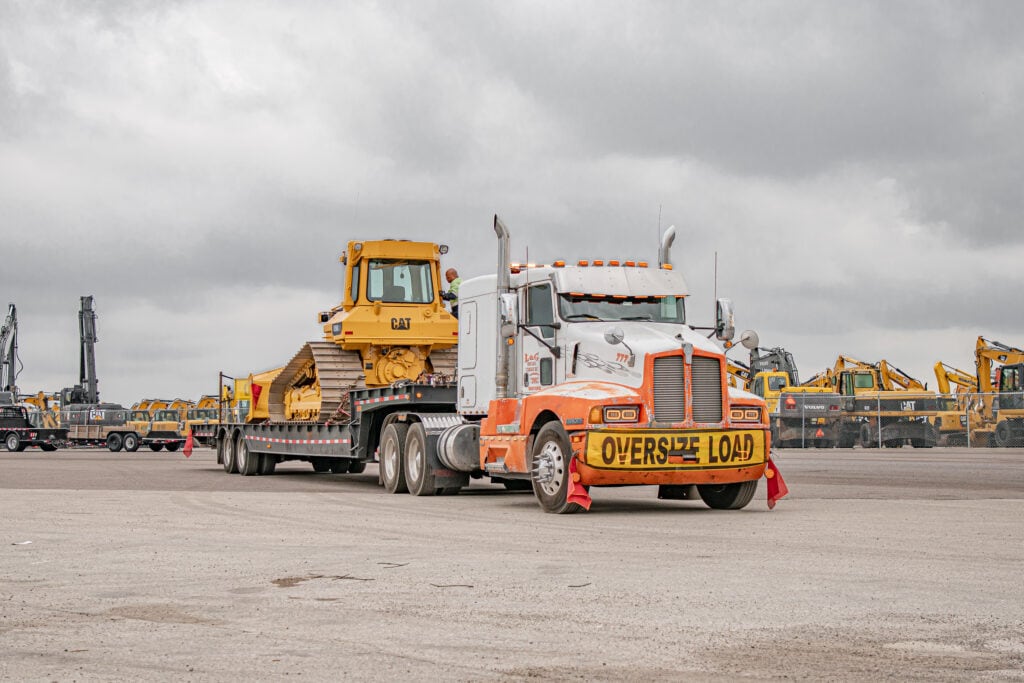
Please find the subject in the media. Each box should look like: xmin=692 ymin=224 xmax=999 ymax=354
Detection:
xmin=877 ymin=395 xmax=882 ymax=447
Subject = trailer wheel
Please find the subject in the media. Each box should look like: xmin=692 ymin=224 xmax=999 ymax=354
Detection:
xmin=697 ymin=480 xmax=758 ymax=510
xmin=259 ymin=454 xmax=277 ymax=475
xmin=149 ymin=444 xmax=164 ymax=452
xmin=123 ymin=433 xmax=140 ymax=452
xmin=859 ymin=424 xmax=878 ymax=448
xmin=380 ymin=423 xmax=409 ymax=494
xmin=529 ymin=422 xmax=583 ymax=514
xmin=404 ymin=422 xmax=439 ymax=496
xmin=329 ymin=460 xmax=351 ymax=474
xmin=237 ymin=435 xmax=259 ymax=476
xmin=165 ymin=442 xmax=180 ymax=452
xmin=4 ymin=432 xmax=21 ymax=452
xmin=311 ymin=459 xmax=331 ymax=473
xmin=223 ymin=433 xmax=239 ymax=473
xmin=40 ymin=444 xmax=58 ymax=452
xmin=106 ymin=433 xmax=123 ymax=452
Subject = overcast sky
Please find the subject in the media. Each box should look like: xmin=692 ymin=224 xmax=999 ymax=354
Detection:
xmin=2 ymin=1 xmax=1022 ymax=404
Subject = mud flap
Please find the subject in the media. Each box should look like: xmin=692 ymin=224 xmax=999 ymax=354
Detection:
xmin=567 ymin=458 xmax=592 ymax=510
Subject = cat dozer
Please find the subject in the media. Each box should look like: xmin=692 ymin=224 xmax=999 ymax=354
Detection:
xmin=268 ymin=239 xmax=459 ymax=422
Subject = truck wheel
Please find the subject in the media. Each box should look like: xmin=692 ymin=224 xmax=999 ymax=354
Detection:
xmin=529 ymin=422 xmax=583 ymax=514
xmin=697 ymin=480 xmax=758 ymax=510
xmin=106 ymin=433 xmax=124 ymax=452
xmin=123 ymin=433 xmax=140 ymax=452
xmin=237 ymin=435 xmax=259 ymax=476
xmin=149 ymin=444 xmax=164 ymax=452
xmin=380 ymin=423 xmax=409 ymax=494
xmin=404 ymin=422 xmax=438 ymax=496
xmin=4 ymin=432 xmax=21 ymax=452
xmin=40 ymin=444 xmax=58 ymax=452
xmin=223 ymin=433 xmax=239 ymax=473
xmin=259 ymin=454 xmax=277 ymax=475
xmin=329 ymin=459 xmax=351 ymax=474
xmin=165 ymin=442 xmax=180 ymax=452
xmin=311 ymin=459 xmax=331 ymax=473
xmin=995 ymin=421 xmax=1012 ymax=448
xmin=348 ymin=461 xmax=367 ymax=474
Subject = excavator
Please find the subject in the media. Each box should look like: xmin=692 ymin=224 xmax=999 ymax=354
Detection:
xmin=267 ymin=239 xmax=459 ymax=422
xmin=975 ymin=336 xmax=1024 ymax=447
xmin=805 ymin=355 xmax=938 ymax=448
xmin=932 ymin=362 xmax=981 ymax=446
xmin=726 ymin=359 xmax=751 ymax=389
xmin=746 ymin=347 xmax=842 ymax=448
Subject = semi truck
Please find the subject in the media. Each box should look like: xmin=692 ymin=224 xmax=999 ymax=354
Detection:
xmin=211 ymin=217 xmax=782 ymax=513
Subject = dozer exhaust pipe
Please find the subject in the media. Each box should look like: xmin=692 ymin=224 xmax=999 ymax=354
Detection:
xmin=494 ymin=214 xmax=510 ymax=400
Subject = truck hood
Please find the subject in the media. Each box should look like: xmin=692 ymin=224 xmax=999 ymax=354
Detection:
xmin=565 ymin=322 xmax=724 ymax=387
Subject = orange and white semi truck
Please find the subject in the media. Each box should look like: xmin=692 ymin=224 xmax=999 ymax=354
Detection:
xmin=213 ymin=216 xmax=784 ymax=513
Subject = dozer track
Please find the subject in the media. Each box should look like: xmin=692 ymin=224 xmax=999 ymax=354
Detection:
xmin=269 ymin=342 xmax=366 ymax=423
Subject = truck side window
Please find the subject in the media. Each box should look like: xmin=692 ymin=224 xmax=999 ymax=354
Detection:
xmin=752 ymin=377 xmax=763 ymax=397
xmin=526 ymin=284 xmax=555 ymax=340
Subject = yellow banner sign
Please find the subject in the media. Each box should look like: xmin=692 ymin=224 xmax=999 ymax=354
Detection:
xmin=584 ymin=429 xmax=766 ymax=470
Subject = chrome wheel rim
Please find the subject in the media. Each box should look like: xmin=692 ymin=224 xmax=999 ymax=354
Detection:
xmin=533 ymin=440 xmax=566 ymax=497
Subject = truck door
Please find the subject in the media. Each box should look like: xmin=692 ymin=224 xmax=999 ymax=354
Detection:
xmin=518 ymin=282 xmax=559 ymax=395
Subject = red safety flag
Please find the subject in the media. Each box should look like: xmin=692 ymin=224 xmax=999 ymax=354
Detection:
xmin=251 ymin=382 xmax=263 ymax=407
xmin=765 ymin=457 xmax=789 ymax=510
xmin=183 ymin=431 xmax=194 ymax=458
xmin=567 ymin=458 xmax=592 ymax=510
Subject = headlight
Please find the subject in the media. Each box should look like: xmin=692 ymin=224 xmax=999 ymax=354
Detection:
xmin=730 ymin=407 xmax=762 ymax=423
xmin=588 ymin=405 xmax=641 ymax=424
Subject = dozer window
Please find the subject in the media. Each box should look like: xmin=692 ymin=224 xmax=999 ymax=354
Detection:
xmin=366 ymin=259 xmax=434 ymax=304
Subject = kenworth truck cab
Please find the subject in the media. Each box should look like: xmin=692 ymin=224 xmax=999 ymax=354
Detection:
xmin=439 ymin=218 xmax=775 ymax=513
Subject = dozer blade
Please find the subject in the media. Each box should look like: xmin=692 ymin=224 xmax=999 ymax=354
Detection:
xmin=269 ymin=342 xmax=366 ymax=423
xmin=427 ymin=347 xmax=458 ymax=377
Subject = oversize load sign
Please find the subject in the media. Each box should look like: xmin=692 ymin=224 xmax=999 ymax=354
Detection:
xmin=585 ymin=430 xmax=766 ymax=470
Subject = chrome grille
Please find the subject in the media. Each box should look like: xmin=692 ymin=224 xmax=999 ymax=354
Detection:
xmin=692 ymin=356 xmax=723 ymax=423
xmin=653 ymin=356 xmax=685 ymax=422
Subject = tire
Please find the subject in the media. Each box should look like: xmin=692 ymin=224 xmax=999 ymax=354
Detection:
xmin=380 ymin=423 xmax=409 ymax=494
xmin=123 ymin=433 xmax=140 ymax=452
xmin=995 ymin=421 xmax=1012 ymax=448
xmin=149 ymin=444 xmax=164 ymax=452
xmin=165 ymin=442 xmax=180 ymax=452
xmin=40 ymin=444 xmax=58 ymax=452
xmin=4 ymin=432 xmax=21 ymax=453
xmin=259 ymin=454 xmax=277 ymax=475
xmin=883 ymin=439 xmax=903 ymax=448
xmin=236 ymin=435 xmax=259 ymax=476
xmin=501 ymin=478 xmax=533 ymax=491
xmin=311 ymin=459 xmax=331 ymax=473
xmin=329 ymin=459 xmax=351 ymax=474
xmin=223 ymin=433 xmax=239 ymax=473
xmin=404 ymin=422 xmax=438 ymax=496
xmin=348 ymin=460 xmax=367 ymax=474
xmin=106 ymin=433 xmax=124 ymax=452
xmin=859 ymin=424 xmax=878 ymax=448
xmin=529 ymin=422 xmax=583 ymax=514
xmin=697 ymin=480 xmax=758 ymax=510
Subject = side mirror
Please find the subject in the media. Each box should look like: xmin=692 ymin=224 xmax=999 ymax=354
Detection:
xmin=715 ymin=298 xmax=735 ymax=341
xmin=499 ymin=293 xmax=518 ymax=337
xmin=738 ymin=330 xmax=759 ymax=350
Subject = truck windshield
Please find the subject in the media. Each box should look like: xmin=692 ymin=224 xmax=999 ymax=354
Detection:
xmin=366 ymin=259 xmax=434 ymax=304
xmin=557 ymin=294 xmax=685 ymax=324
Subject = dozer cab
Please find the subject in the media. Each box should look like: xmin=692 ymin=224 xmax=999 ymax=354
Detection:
xmin=268 ymin=239 xmax=458 ymax=422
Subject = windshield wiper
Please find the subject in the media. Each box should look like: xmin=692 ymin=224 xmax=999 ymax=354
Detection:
xmin=620 ymin=315 xmax=653 ymax=321
xmin=563 ymin=313 xmax=603 ymax=321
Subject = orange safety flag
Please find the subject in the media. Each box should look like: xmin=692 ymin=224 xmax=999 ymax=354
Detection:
xmin=765 ymin=457 xmax=789 ymax=510
xmin=183 ymin=432 xmax=194 ymax=458
xmin=567 ymin=458 xmax=592 ymax=510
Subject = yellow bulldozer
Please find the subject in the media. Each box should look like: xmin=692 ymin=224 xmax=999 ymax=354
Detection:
xmin=268 ymin=239 xmax=459 ymax=422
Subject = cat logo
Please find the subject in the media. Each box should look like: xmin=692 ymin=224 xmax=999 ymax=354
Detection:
xmin=390 ymin=317 xmax=411 ymax=330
